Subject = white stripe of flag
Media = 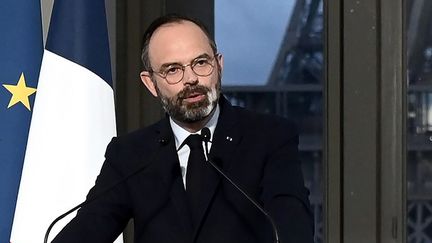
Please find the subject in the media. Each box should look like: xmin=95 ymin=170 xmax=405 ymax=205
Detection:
xmin=11 ymin=50 xmax=120 ymax=242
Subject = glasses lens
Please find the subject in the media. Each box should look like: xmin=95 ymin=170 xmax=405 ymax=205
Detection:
xmin=164 ymin=65 xmax=183 ymax=84
xmin=163 ymin=56 xmax=216 ymax=84
xmin=192 ymin=59 xmax=214 ymax=76
xmin=166 ymin=73 xmax=183 ymax=84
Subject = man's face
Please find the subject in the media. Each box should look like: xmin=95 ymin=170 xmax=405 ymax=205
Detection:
xmin=140 ymin=21 xmax=223 ymax=123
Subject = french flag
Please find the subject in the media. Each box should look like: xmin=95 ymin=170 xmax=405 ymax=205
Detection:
xmin=11 ymin=0 xmax=120 ymax=242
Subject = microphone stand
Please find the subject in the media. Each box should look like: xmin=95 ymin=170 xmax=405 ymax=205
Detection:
xmin=201 ymin=129 xmax=280 ymax=243
xmin=44 ymin=203 xmax=84 ymax=243
xmin=43 ymin=137 xmax=168 ymax=243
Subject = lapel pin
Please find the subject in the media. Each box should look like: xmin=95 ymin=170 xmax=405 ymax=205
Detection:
xmin=226 ymin=136 xmax=233 ymax=142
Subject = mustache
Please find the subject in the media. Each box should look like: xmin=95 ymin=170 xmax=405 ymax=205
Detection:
xmin=177 ymin=85 xmax=210 ymax=100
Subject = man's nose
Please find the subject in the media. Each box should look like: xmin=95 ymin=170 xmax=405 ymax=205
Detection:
xmin=182 ymin=65 xmax=198 ymax=85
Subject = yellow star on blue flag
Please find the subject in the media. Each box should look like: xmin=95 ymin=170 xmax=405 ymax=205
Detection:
xmin=0 ymin=0 xmax=43 ymax=240
xmin=2 ymin=72 xmax=37 ymax=111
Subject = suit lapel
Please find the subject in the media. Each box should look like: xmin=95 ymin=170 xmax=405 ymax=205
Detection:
xmin=150 ymin=98 xmax=244 ymax=242
xmin=152 ymin=119 xmax=193 ymax=236
xmin=210 ymin=100 xmax=242 ymax=172
xmin=191 ymin=97 xmax=243 ymax=241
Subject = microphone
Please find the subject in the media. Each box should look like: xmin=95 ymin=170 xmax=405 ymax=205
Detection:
xmin=201 ymin=127 xmax=211 ymax=143
xmin=43 ymin=136 xmax=170 ymax=243
xmin=200 ymin=127 xmax=280 ymax=243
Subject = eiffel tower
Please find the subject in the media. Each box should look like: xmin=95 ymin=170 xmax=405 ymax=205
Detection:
xmin=223 ymin=0 xmax=323 ymax=130
xmin=222 ymin=0 xmax=324 ymax=147
xmin=222 ymin=0 xmax=324 ymax=241
xmin=268 ymin=0 xmax=323 ymax=85
xmin=406 ymin=0 xmax=432 ymax=242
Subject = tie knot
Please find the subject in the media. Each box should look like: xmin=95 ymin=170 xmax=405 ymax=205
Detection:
xmin=184 ymin=134 xmax=203 ymax=150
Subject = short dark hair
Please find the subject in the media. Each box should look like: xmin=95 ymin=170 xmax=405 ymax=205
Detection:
xmin=141 ymin=14 xmax=217 ymax=72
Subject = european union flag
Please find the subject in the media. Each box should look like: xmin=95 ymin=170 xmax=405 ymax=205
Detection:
xmin=9 ymin=0 xmax=118 ymax=241
xmin=0 ymin=0 xmax=43 ymax=241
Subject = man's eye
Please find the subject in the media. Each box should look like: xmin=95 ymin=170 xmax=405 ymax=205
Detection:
xmin=194 ymin=59 xmax=210 ymax=66
xmin=164 ymin=66 xmax=181 ymax=75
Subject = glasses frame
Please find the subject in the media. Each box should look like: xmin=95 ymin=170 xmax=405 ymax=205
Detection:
xmin=150 ymin=53 xmax=220 ymax=85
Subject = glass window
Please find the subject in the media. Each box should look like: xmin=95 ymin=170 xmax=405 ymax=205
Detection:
xmin=406 ymin=0 xmax=432 ymax=242
xmin=216 ymin=0 xmax=324 ymax=242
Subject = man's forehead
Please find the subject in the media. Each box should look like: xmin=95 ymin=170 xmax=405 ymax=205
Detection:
xmin=150 ymin=21 xmax=208 ymax=44
xmin=148 ymin=21 xmax=213 ymax=64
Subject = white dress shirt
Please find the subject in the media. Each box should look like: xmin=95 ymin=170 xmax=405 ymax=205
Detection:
xmin=170 ymin=104 xmax=220 ymax=188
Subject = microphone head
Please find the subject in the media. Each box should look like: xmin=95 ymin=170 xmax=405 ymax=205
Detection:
xmin=201 ymin=127 xmax=211 ymax=142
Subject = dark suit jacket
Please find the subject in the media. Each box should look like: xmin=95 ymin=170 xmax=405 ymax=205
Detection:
xmin=52 ymin=97 xmax=314 ymax=243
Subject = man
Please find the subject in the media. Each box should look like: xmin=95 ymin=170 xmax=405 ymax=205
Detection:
xmin=52 ymin=14 xmax=314 ymax=243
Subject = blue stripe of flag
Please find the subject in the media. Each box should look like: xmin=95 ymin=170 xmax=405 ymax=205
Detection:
xmin=0 ymin=1 xmax=43 ymax=241
xmin=46 ymin=0 xmax=113 ymax=86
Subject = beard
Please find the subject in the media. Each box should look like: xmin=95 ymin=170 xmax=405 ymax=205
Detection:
xmin=156 ymin=78 xmax=221 ymax=123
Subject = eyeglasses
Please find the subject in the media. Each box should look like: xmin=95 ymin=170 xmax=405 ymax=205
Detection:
xmin=151 ymin=54 xmax=219 ymax=84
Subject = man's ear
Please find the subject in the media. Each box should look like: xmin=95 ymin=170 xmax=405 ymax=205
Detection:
xmin=217 ymin=53 xmax=224 ymax=71
xmin=140 ymin=71 xmax=158 ymax=97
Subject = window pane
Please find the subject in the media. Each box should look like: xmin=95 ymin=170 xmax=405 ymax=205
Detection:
xmin=406 ymin=0 xmax=432 ymax=242
xmin=216 ymin=0 xmax=324 ymax=242
xmin=216 ymin=2 xmax=296 ymax=85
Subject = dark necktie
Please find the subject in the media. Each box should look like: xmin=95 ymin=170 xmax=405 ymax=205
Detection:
xmin=184 ymin=134 xmax=207 ymax=226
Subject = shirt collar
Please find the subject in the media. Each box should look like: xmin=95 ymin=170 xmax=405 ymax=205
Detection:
xmin=170 ymin=104 xmax=220 ymax=150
